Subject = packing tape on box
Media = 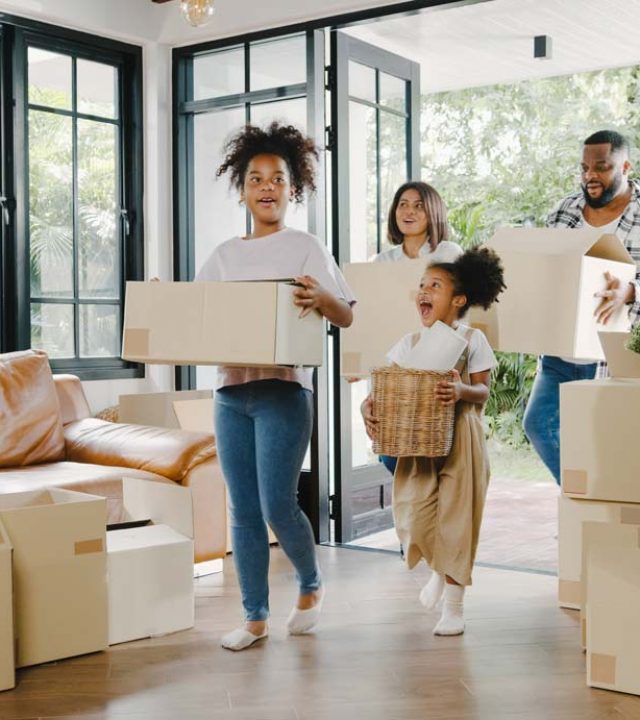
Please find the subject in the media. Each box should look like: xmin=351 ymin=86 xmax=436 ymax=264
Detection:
xmin=343 ymin=352 xmax=362 ymax=375
xmin=590 ymin=653 xmax=616 ymax=685
xmin=74 ymin=538 xmax=104 ymax=555
xmin=562 ymin=469 xmax=587 ymax=495
xmin=620 ymin=506 xmax=640 ymax=525
xmin=558 ymin=579 xmax=581 ymax=606
xmin=124 ymin=328 xmax=150 ymax=356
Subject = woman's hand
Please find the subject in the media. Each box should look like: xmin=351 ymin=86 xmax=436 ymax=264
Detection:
xmin=594 ymin=271 xmax=635 ymax=324
xmin=435 ymin=369 xmax=463 ymax=405
xmin=345 ymin=376 xmax=362 ymax=383
xmin=361 ymin=394 xmax=378 ymax=440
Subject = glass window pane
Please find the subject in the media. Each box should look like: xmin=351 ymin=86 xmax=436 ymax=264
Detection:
xmin=77 ymin=59 xmax=117 ymax=118
xmin=194 ymin=107 xmax=246 ymax=393
xmin=31 ymin=303 xmax=74 ymax=358
xmin=80 ymin=304 xmax=119 ymax=357
xmin=349 ymin=61 xmax=376 ymax=103
xmin=78 ymin=120 xmax=119 ymax=299
xmin=380 ymin=72 xmax=406 ymax=112
xmin=194 ymin=47 xmax=244 ymax=100
xmin=250 ymin=97 xmax=309 ymax=234
xmin=250 ymin=35 xmax=306 ymax=92
xmin=349 ymin=101 xmax=377 ymax=262
xmin=29 ymin=110 xmax=73 ymax=298
xmin=379 ymin=109 xmax=407 ymax=246
xmin=28 ymin=47 xmax=72 ymax=110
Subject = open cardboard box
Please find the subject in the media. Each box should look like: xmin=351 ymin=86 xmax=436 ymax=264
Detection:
xmin=583 ymin=520 xmax=640 ymax=696
xmin=0 ymin=521 xmax=14 ymax=691
xmin=107 ymin=478 xmax=195 ymax=645
xmin=122 ymin=280 xmax=323 ymax=367
xmin=119 ymin=389 xmax=213 ymax=428
xmin=0 ymin=488 xmax=107 ymax=668
xmin=469 ymin=228 xmax=635 ymax=360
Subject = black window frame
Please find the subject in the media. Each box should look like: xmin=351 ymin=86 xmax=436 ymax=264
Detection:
xmin=0 ymin=14 xmax=144 ymax=380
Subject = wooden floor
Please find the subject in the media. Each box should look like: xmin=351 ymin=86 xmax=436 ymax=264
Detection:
xmin=2 ymin=546 xmax=639 ymax=720
xmin=352 ymin=477 xmax=559 ymax=574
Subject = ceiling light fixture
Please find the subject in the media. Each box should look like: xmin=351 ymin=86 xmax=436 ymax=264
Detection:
xmin=180 ymin=0 xmax=215 ymax=28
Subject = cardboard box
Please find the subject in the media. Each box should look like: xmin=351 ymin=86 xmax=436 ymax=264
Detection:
xmin=0 ymin=489 xmax=108 ymax=668
xmin=0 ymin=521 xmax=14 ymax=691
xmin=122 ymin=281 xmax=323 ymax=367
xmin=560 ymin=378 xmax=640 ymax=502
xmin=598 ymin=331 xmax=640 ymax=378
xmin=584 ymin=521 xmax=640 ymax=695
xmin=107 ymin=478 xmax=195 ymax=645
xmin=557 ymin=495 xmax=640 ymax=609
xmin=470 ymin=228 xmax=635 ymax=360
xmin=341 ymin=260 xmax=425 ymax=377
xmin=119 ymin=389 xmax=213 ymax=428
xmin=107 ymin=524 xmax=194 ymax=645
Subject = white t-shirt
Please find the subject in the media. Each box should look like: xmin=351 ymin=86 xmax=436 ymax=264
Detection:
xmin=196 ymin=227 xmax=355 ymax=391
xmin=386 ymin=323 xmax=496 ymax=375
xmin=373 ymin=240 xmax=463 ymax=264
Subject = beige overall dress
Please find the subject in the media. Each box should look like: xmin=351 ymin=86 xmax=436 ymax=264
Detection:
xmin=392 ymin=328 xmax=490 ymax=586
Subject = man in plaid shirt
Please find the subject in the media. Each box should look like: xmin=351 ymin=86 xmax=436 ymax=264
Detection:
xmin=523 ymin=129 xmax=640 ymax=484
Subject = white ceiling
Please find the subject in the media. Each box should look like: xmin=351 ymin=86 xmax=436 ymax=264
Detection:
xmin=345 ymin=0 xmax=640 ymax=93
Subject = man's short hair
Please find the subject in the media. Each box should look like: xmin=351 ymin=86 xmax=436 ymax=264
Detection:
xmin=584 ymin=129 xmax=630 ymax=156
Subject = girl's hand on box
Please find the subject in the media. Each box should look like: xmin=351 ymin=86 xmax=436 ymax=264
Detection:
xmin=293 ymin=275 xmax=353 ymax=328
xmin=436 ymin=369 xmax=463 ymax=405
xmin=361 ymin=394 xmax=378 ymax=440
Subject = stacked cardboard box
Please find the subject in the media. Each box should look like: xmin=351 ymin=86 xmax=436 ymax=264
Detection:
xmin=559 ymin=331 xmax=640 ymax=696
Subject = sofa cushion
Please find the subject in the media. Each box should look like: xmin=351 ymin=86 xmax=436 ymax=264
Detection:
xmin=63 ymin=418 xmax=215 ymax=484
xmin=0 ymin=350 xmax=65 ymax=467
xmin=0 ymin=461 xmax=175 ymax=524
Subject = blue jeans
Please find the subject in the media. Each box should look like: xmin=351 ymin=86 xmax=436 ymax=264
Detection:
xmin=214 ymin=380 xmax=321 ymax=622
xmin=523 ymin=356 xmax=597 ymax=485
xmin=380 ymin=455 xmax=397 ymax=475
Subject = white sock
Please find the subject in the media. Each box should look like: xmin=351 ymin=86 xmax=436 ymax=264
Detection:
xmin=419 ymin=572 xmax=445 ymax=610
xmin=433 ymin=584 xmax=465 ymax=636
xmin=221 ymin=626 xmax=268 ymax=651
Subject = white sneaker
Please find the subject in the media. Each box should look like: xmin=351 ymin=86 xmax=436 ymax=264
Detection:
xmin=286 ymin=587 xmax=325 ymax=635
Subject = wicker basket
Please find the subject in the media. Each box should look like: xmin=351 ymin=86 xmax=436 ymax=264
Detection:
xmin=371 ymin=367 xmax=455 ymax=458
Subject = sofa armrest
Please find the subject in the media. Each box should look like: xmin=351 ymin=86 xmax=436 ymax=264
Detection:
xmin=53 ymin=374 xmax=91 ymax=425
xmin=63 ymin=417 xmax=215 ymax=484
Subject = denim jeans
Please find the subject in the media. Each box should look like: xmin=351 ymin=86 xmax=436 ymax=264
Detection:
xmin=523 ymin=356 xmax=597 ymax=485
xmin=214 ymin=379 xmax=321 ymax=622
xmin=380 ymin=455 xmax=397 ymax=475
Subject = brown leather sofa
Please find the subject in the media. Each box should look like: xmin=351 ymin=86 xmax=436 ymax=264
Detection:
xmin=0 ymin=350 xmax=226 ymax=563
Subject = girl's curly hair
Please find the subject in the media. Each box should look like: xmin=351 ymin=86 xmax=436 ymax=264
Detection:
xmin=217 ymin=122 xmax=318 ymax=204
xmin=431 ymin=246 xmax=506 ymax=318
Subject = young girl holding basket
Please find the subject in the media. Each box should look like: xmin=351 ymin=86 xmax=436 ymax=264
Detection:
xmin=362 ymin=247 xmax=505 ymax=635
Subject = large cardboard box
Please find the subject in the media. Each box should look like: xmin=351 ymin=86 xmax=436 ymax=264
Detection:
xmin=560 ymin=378 xmax=640 ymax=502
xmin=583 ymin=521 xmax=640 ymax=695
xmin=470 ymin=228 xmax=635 ymax=360
xmin=107 ymin=478 xmax=195 ymax=645
xmin=598 ymin=330 xmax=640 ymax=379
xmin=341 ymin=260 xmax=425 ymax=377
xmin=107 ymin=525 xmax=194 ymax=645
xmin=122 ymin=280 xmax=323 ymax=367
xmin=0 ymin=489 xmax=108 ymax=668
xmin=558 ymin=495 xmax=640 ymax=609
xmin=119 ymin=389 xmax=213 ymax=428
xmin=0 ymin=521 xmax=14 ymax=691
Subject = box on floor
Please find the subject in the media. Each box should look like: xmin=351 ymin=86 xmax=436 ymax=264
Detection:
xmin=122 ymin=280 xmax=323 ymax=367
xmin=107 ymin=478 xmax=194 ymax=645
xmin=583 ymin=520 xmax=640 ymax=696
xmin=558 ymin=495 xmax=640 ymax=610
xmin=560 ymin=378 xmax=640 ymax=502
xmin=0 ymin=488 xmax=107 ymax=668
xmin=0 ymin=521 xmax=14 ymax=691
xmin=470 ymin=228 xmax=634 ymax=360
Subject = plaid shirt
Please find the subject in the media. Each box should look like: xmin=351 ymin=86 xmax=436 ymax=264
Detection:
xmin=546 ymin=180 xmax=640 ymax=327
